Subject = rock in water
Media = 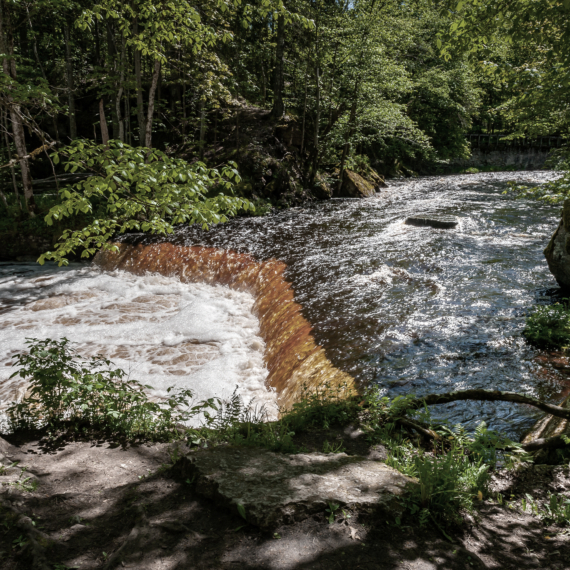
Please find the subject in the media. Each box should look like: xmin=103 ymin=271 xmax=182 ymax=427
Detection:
xmin=174 ymin=447 xmax=417 ymax=529
xmin=404 ymin=216 xmax=458 ymax=229
xmin=544 ymin=199 xmax=570 ymax=289
xmin=338 ymin=169 xmax=385 ymax=198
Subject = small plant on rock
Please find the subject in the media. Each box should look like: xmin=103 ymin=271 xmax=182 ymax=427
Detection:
xmin=523 ymin=301 xmax=570 ymax=349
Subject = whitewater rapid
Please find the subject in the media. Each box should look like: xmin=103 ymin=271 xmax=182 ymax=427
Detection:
xmin=0 ymin=263 xmax=277 ymax=422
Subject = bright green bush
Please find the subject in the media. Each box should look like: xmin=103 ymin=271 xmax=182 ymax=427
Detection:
xmin=40 ymin=140 xmax=254 ymax=266
xmin=523 ymin=301 xmax=570 ymax=349
xmin=8 ymin=338 xmax=216 ymax=440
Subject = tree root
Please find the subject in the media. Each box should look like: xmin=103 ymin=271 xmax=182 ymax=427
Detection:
xmin=103 ymin=504 xmax=150 ymax=570
xmin=0 ymin=496 xmax=55 ymax=570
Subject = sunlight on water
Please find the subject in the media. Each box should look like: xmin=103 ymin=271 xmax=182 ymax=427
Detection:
xmin=152 ymin=171 xmax=568 ymax=437
xmin=2 ymin=172 xmax=569 ymax=437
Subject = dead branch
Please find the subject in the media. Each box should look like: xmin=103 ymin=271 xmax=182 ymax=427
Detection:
xmin=396 ymin=417 xmax=441 ymax=440
xmin=407 ymin=389 xmax=570 ymax=421
xmin=0 ymin=141 xmax=57 ymax=170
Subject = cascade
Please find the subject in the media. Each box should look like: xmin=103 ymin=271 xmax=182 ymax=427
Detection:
xmin=95 ymin=242 xmax=356 ymax=410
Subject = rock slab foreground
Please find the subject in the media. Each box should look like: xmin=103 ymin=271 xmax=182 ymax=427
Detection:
xmin=174 ymin=447 xmax=418 ymax=529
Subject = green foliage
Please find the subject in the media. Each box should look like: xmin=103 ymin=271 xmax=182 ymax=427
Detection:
xmin=523 ymin=301 xmax=570 ymax=349
xmin=362 ymin=395 xmax=530 ymax=528
xmin=507 ymin=175 xmax=570 ymax=205
xmin=522 ymin=493 xmax=570 ymax=525
xmin=40 ymin=140 xmax=253 ymax=266
xmin=285 ymin=382 xmax=360 ymax=431
xmin=197 ymin=390 xmax=297 ymax=453
xmin=325 ymin=501 xmax=340 ymax=524
xmin=8 ymin=338 xmax=217 ymax=440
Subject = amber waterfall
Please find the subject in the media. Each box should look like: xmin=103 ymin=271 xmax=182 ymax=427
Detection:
xmin=95 ymin=242 xmax=356 ymax=410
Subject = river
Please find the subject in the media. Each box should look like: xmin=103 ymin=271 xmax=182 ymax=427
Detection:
xmin=1 ymin=171 xmax=567 ymax=437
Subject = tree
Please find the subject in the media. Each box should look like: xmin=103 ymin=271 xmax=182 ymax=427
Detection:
xmin=440 ymin=0 xmax=570 ymax=136
xmin=40 ymin=140 xmax=253 ymax=265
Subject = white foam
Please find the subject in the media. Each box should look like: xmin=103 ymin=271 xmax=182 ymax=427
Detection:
xmin=0 ymin=263 xmax=277 ymax=424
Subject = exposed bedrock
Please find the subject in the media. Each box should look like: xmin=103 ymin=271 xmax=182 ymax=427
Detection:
xmin=404 ymin=216 xmax=458 ymax=230
xmin=337 ymin=169 xmax=387 ymax=198
xmin=174 ymin=447 xmax=417 ymax=529
xmin=544 ymin=199 xmax=570 ymax=289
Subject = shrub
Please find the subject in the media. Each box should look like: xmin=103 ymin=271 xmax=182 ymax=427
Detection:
xmin=40 ymin=140 xmax=254 ymax=266
xmin=7 ymin=338 xmax=216 ymax=440
xmin=523 ymin=301 xmax=570 ymax=349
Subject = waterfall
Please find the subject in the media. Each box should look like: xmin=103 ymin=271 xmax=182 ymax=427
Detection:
xmin=95 ymin=242 xmax=356 ymax=410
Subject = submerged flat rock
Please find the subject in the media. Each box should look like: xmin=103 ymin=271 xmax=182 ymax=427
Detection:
xmin=405 ymin=216 xmax=458 ymax=229
xmin=174 ymin=447 xmax=417 ymax=529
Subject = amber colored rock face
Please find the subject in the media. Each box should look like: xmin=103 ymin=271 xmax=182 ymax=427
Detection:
xmin=94 ymin=243 xmax=356 ymax=410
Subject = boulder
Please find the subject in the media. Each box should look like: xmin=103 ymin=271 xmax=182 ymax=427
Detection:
xmin=405 ymin=216 xmax=458 ymax=230
xmin=174 ymin=446 xmax=417 ymax=529
xmin=544 ymin=199 xmax=570 ymax=289
xmin=338 ymin=170 xmax=376 ymax=198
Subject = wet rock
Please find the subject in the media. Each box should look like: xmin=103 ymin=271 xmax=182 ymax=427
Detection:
xmin=338 ymin=170 xmax=377 ymax=198
xmin=174 ymin=447 xmax=417 ymax=529
xmin=404 ymin=216 xmax=458 ymax=229
xmin=544 ymin=199 xmax=570 ymax=289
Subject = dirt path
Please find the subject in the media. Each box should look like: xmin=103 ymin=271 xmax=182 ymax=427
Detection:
xmin=0 ymin=433 xmax=569 ymax=570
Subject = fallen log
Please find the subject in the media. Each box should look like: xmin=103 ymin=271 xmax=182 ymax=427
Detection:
xmin=401 ymin=389 xmax=570 ymax=452
xmin=406 ymin=389 xmax=570 ymax=421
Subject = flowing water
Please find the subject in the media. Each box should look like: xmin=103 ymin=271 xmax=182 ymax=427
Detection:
xmin=1 ymin=171 xmax=568 ymax=437
xmin=156 ymin=171 xmax=566 ymax=438
xmin=0 ymin=264 xmax=276 ymax=420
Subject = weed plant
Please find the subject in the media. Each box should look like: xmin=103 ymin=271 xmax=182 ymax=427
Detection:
xmin=7 ymin=338 xmax=217 ymax=440
xmin=3 ymin=338 xmax=539 ymax=532
xmin=524 ymin=301 xmax=570 ymax=349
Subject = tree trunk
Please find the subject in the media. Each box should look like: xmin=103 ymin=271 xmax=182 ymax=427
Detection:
xmin=64 ymin=23 xmax=77 ymax=140
xmin=199 ymin=99 xmax=206 ymax=160
xmin=145 ymin=59 xmax=161 ymax=148
xmin=26 ymin=7 xmax=59 ymax=141
xmin=105 ymin=21 xmax=121 ymax=140
xmin=271 ymin=14 xmax=285 ymax=118
xmin=133 ymin=19 xmax=146 ymax=143
xmin=309 ymin=64 xmax=320 ymax=185
xmin=115 ymin=35 xmax=126 ymax=142
xmin=300 ymin=63 xmax=309 ymax=156
xmin=0 ymin=0 xmax=35 ymax=214
xmin=1 ymin=110 xmax=20 ymax=210
xmin=99 ymin=99 xmax=109 ymax=145
xmin=336 ymin=95 xmax=358 ymax=194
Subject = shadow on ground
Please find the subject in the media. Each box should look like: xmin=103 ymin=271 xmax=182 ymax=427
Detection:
xmin=0 ymin=432 xmax=569 ymax=569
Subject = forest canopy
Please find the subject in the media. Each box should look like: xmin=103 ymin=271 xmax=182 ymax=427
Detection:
xmin=1 ymin=0 xmax=568 ymax=250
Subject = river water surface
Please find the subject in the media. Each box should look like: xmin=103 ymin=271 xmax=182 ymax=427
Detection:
xmin=164 ymin=171 xmax=568 ymax=437
xmin=1 ymin=172 xmax=568 ymax=437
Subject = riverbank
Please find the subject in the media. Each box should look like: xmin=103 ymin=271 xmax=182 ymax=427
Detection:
xmin=1 ymin=422 xmax=570 ymax=570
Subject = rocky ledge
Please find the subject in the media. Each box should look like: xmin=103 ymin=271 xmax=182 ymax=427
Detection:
xmin=544 ymin=198 xmax=570 ymax=289
xmin=173 ymin=446 xmax=417 ymax=529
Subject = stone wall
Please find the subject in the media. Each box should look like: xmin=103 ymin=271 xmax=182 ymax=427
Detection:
xmin=450 ymin=148 xmax=551 ymax=170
